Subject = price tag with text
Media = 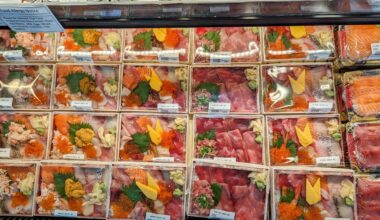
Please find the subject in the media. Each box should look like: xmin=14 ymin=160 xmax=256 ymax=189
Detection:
xmin=157 ymin=103 xmax=179 ymax=113
xmin=209 ymin=209 xmax=235 ymax=220
xmin=71 ymin=101 xmax=92 ymax=111
xmin=308 ymin=102 xmax=333 ymax=113
xmin=158 ymin=53 xmax=179 ymax=63
xmin=208 ymin=102 xmax=231 ymax=114
xmin=145 ymin=212 xmax=170 ymax=220
xmin=0 ymin=148 xmax=11 ymax=158
xmin=62 ymin=154 xmax=85 ymax=160
xmin=0 ymin=98 xmax=13 ymax=109
xmin=2 ymin=50 xmax=25 ymax=62
xmin=210 ymin=52 xmax=232 ymax=64
xmin=54 ymin=210 xmax=77 ymax=218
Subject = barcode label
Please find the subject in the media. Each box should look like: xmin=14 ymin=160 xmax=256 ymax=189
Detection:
xmin=146 ymin=212 xmax=170 ymax=220
xmin=0 ymin=98 xmax=13 ymax=109
xmin=62 ymin=154 xmax=85 ymax=160
xmin=0 ymin=148 xmax=11 ymax=158
xmin=209 ymin=209 xmax=235 ymax=220
xmin=210 ymin=52 xmax=232 ymax=64
xmin=208 ymin=102 xmax=231 ymax=114
xmin=71 ymin=100 xmax=92 ymax=110
xmin=54 ymin=210 xmax=77 ymax=217
xmin=157 ymin=103 xmax=179 ymax=113
xmin=3 ymin=50 xmax=25 ymax=62
xmin=158 ymin=53 xmax=179 ymax=63
xmin=308 ymin=102 xmax=333 ymax=113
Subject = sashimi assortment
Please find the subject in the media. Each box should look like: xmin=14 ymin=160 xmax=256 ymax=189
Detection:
xmin=191 ymin=66 xmax=259 ymax=113
xmin=188 ymin=161 xmax=269 ymax=219
xmin=262 ymin=63 xmax=336 ymax=113
xmin=54 ymin=64 xmax=120 ymax=111
xmin=119 ymin=114 xmax=187 ymax=162
xmin=267 ymin=115 xmax=343 ymax=166
xmin=272 ymin=167 xmax=356 ymax=220
xmin=109 ymin=164 xmax=186 ymax=220
xmin=121 ymin=65 xmax=188 ymax=112
xmin=0 ymin=163 xmax=37 ymax=216
xmin=356 ymin=175 xmax=380 ymax=220
xmin=50 ymin=113 xmax=118 ymax=161
xmin=124 ymin=28 xmax=190 ymax=62
xmin=264 ymin=26 xmax=335 ymax=61
xmin=193 ymin=115 xmax=264 ymax=164
xmin=0 ymin=113 xmax=49 ymax=160
xmin=36 ymin=162 xmax=110 ymax=218
xmin=0 ymin=31 xmax=55 ymax=62
xmin=0 ymin=64 xmax=53 ymax=110
xmin=57 ymin=29 xmax=122 ymax=62
xmin=193 ymin=27 xmax=261 ymax=63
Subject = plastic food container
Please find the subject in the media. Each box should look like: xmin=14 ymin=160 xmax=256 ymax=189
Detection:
xmin=263 ymin=26 xmax=335 ymax=62
xmin=193 ymin=114 xmax=265 ymax=164
xmin=124 ymin=28 xmax=190 ymax=63
xmin=0 ymin=112 xmax=50 ymax=160
xmin=188 ymin=160 xmax=269 ymax=220
xmin=261 ymin=63 xmax=336 ymax=114
xmin=118 ymin=113 xmax=187 ymax=163
xmin=120 ymin=64 xmax=188 ymax=113
xmin=0 ymin=161 xmax=38 ymax=216
xmin=193 ymin=27 xmax=261 ymax=64
xmin=57 ymin=29 xmax=122 ymax=62
xmin=54 ymin=64 xmax=120 ymax=111
xmin=109 ymin=162 xmax=186 ymax=220
xmin=49 ymin=112 xmax=119 ymax=161
xmin=0 ymin=64 xmax=54 ymax=110
xmin=272 ymin=166 xmax=356 ymax=220
xmin=35 ymin=161 xmax=111 ymax=219
xmin=356 ymin=174 xmax=380 ymax=220
xmin=0 ymin=30 xmax=56 ymax=62
xmin=267 ymin=114 xmax=344 ymax=167
xmin=190 ymin=65 xmax=260 ymax=114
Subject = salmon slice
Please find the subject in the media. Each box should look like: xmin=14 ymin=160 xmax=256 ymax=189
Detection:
xmin=345 ymin=25 xmax=380 ymax=60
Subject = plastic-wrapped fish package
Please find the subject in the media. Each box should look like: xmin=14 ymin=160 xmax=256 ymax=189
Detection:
xmin=0 ymin=161 xmax=38 ymax=216
xmin=263 ymin=26 xmax=335 ymax=62
xmin=356 ymin=174 xmax=380 ymax=220
xmin=57 ymin=29 xmax=122 ymax=62
xmin=193 ymin=115 xmax=265 ymax=164
xmin=35 ymin=161 xmax=111 ymax=219
xmin=0 ymin=64 xmax=54 ymax=110
xmin=267 ymin=115 xmax=344 ymax=167
xmin=53 ymin=64 xmax=120 ymax=111
xmin=118 ymin=113 xmax=188 ymax=163
xmin=193 ymin=27 xmax=261 ymax=64
xmin=0 ymin=30 xmax=56 ymax=62
xmin=261 ymin=63 xmax=336 ymax=114
xmin=190 ymin=66 xmax=260 ymax=114
xmin=120 ymin=64 xmax=188 ymax=113
xmin=49 ymin=112 xmax=118 ymax=161
xmin=0 ymin=112 xmax=50 ymax=160
xmin=188 ymin=160 xmax=269 ymax=220
xmin=124 ymin=28 xmax=190 ymax=63
xmin=272 ymin=167 xmax=356 ymax=220
xmin=109 ymin=162 xmax=186 ymax=220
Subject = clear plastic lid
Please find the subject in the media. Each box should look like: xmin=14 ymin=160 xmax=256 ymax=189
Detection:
xmin=356 ymin=174 xmax=380 ymax=220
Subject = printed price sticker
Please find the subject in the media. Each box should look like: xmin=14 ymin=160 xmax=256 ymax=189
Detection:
xmin=316 ymin=156 xmax=341 ymax=165
xmin=210 ymin=52 xmax=232 ymax=64
xmin=308 ymin=102 xmax=333 ymax=113
xmin=0 ymin=148 xmax=11 ymax=158
xmin=71 ymin=100 xmax=92 ymax=110
xmin=208 ymin=102 xmax=231 ymax=114
xmin=307 ymin=51 xmax=331 ymax=60
xmin=158 ymin=53 xmax=179 ymax=63
xmin=320 ymin=84 xmax=331 ymax=91
xmin=157 ymin=103 xmax=179 ymax=113
xmin=54 ymin=210 xmax=78 ymax=217
xmin=152 ymin=157 xmax=175 ymax=162
xmin=210 ymin=5 xmax=230 ymax=13
xmin=72 ymin=52 xmax=93 ymax=62
xmin=214 ymin=157 xmax=236 ymax=163
xmin=2 ymin=50 xmax=25 ymax=62
xmin=372 ymin=43 xmax=380 ymax=55
xmin=209 ymin=209 xmax=235 ymax=220
xmin=145 ymin=212 xmax=170 ymax=220
xmin=0 ymin=98 xmax=13 ymax=109
xmin=62 ymin=154 xmax=85 ymax=160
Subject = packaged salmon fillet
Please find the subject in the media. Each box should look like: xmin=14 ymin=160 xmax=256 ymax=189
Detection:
xmin=0 ymin=161 xmax=37 ymax=216
xmin=337 ymin=25 xmax=380 ymax=66
xmin=0 ymin=112 xmax=50 ymax=160
xmin=356 ymin=174 xmax=380 ymax=220
xmin=188 ymin=160 xmax=269 ymax=220
xmin=272 ymin=167 xmax=356 ymax=220
xmin=35 ymin=161 xmax=111 ymax=219
xmin=54 ymin=64 xmax=120 ymax=111
xmin=109 ymin=162 xmax=186 ymax=220
xmin=261 ymin=63 xmax=336 ymax=114
xmin=263 ymin=26 xmax=335 ymax=62
xmin=193 ymin=115 xmax=265 ymax=165
xmin=193 ymin=27 xmax=261 ymax=64
xmin=124 ymin=28 xmax=190 ymax=63
xmin=267 ymin=114 xmax=344 ymax=167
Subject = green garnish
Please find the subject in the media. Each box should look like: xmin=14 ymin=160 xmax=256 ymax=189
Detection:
xmin=1 ymin=121 xmax=10 ymax=136
xmin=15 ymin=46 xmax=28 ymax=56
xmin=10 ymin=31 xmax=16 ymax=38
xmin=195 ymin=82 xmax=220 ymax=102
xmin=280 ymin=188 xmax=295 ymax=203
xmin=211 ymin=183 xmax=222 ymax=206
xmin=282 ymin=35 xmax=292 ymax=49
xmin=196 ymin=129 xmax=216 ymax=141
xmin=68 ymin=123 xmax=94 ymax=145
xmin=121 ymin=180 xmax=143 ymax=203
xmin=255 ymin=181 xmax=266 ymax=191
xmin=273 ymin=136 xmax=284 ymax=148
xmin=297 ymin=197 xmax=307 ymax=207
xmin=195 ymin=195 xmax=212 ymax=209
xmin=54 ymin=173 xmax=77 ymax=198
xmin=133 ymin=31 xmax=152 ymax=50
xmin=202 ymin=44 xmax=211 ymax=52
xmin=133 ymin=81 xmax=151 ymax=104
xmin=131 ymin=133 xmax=151 ymax=153
xmin=202 ymin=31 xmax=221 ymax=52
xmin=255 ymin=135 xmax=263 ymax=144
xmin=7 ymin=71 xmax=25 ymax=81
xmin=325 ymin=90 xmax=335 ymax=97
xmin=65 ymin=71 xmax=95 ymax=94
xmin=173 ymin=188 xmax=183 ymax=197
xmin=296 ymin=216 xmax=305 ymax=220
xmin=72 ymin=29 xmax=90 ymax=47
xmin=344 ymin=197 xmax=354 ymax=207
xmin=248 ymin=81 xmax=258 ymax=90
xmin=267 ymin=31 xmax=279 ymax=42
xmin=199 ymin=146 xmax=214 ymax=158
xmin=286 ymin=140 xmax=297 ymax=157
xmin=332 ymin=133 xmax=342 ymax=141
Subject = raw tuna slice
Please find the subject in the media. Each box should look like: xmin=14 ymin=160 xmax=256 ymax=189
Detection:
xmin=357 ymin=176 xmax=380 ymax=220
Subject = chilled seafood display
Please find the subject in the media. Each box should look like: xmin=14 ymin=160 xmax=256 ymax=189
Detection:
xmin=50 ymin=113 xmax=118 ymax=161
xmin=35 ymin=162 xmax=110 ymax=218
xmin=272 ymin=167 xmax=356 ymax=220
xmin=193 ymin=27 xmax=261 ymax=63
xmin=356 ymin=175 xmax=380 ymax=220
xmin=262 ymin=63 xmax=336 ymax=113
xmin=121 ymin=64 xmax=188 ymax=112
xmin=193 ymin=115 xmax=264 ymax=164
xmin=124 ymin=28 xmax=190 ymax=62
xmin=54 ymin=64 xmax=120 ymax=111
xmin=109 ymin=163 xmax=186 ymax=220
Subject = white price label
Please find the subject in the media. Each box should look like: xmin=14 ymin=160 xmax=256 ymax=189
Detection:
xmin=325 ymin=218 xmax=350 ymax=220
xmin=72 ymin=52 xmax=93 ymax=62
xmin=54 ymin=210 xmax=78 ymax=217
xmin=0 ymin=97 xmax=13 ymax=109
xmin=163 ymin=7 xmax=182 ymax=13
xmin=210 ymin=5 xmax=230 ymax=13
xmin=320 ymin=84 xmax=331 ymax=91
xmin=2 ymin=50 xmax=25 ymax=62
xmin=208 ymin=102 xmax=231 ymax=114
xmin=371 ymin=43 xmax=380 ymax=55
xmin=0 ymin=148 xmax=11 ymax=158
xmin=146 ymin=212 xmax=170 ymax=220
xmin=71 ymin=100 xmax=92 ymax=110
xmin=158 ymin=53 xmax=179 ymax=63
xmin=307 ymin=51 xmax=331 ymax=60
xmin=62 ymin=154 xmax=85 ymax=160
xmin=214 ymin=157 xmax=236 ymax=163
xmin=316 ymin=156 xmax=341 ymax=165
xmin=152 ymin=157 xmax=175 ymax=162
xmin=210 ymin=52 xmax=232 ymax=64
xmin=209 ymin=209 xmax=235 ymax=220
xmin=157 ymin=103 xmax=179 ymax=113
xmin=308 ymin=102 xmax=333 ymax=113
